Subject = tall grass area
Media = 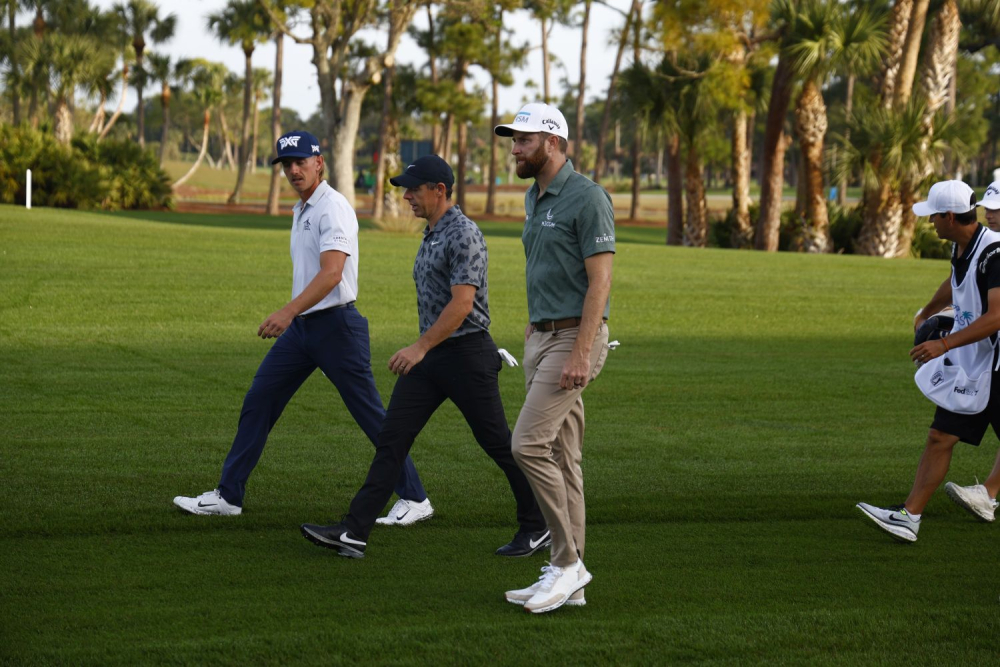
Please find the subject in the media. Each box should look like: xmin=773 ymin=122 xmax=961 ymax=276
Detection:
xmin=1 ymin=205 xmax=998 ymax=664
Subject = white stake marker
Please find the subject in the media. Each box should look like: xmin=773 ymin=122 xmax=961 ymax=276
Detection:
xmin=26 ymin=169 xmax=31 ymax=210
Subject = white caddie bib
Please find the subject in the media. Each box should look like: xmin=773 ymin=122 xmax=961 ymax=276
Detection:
xmin=915 ymin=228 xmax=1000 ymax=414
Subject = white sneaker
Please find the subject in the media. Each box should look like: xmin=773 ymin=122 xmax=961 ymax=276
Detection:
xmin=374 ymin=497 xmax=434 ymax=526
xmin=856 ymin=502 xmax=919 ymax=542
xmin=173 ymin=489 xmax=242 ymax=516
xmin=505 ymin=563 xmax=588 ymax=607
xmin=945 ymin=481 xmax=998 ymax=522
xmin=523 ymin=560 xmax=593 ymax=614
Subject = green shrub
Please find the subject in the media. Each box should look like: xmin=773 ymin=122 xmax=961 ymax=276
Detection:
xmin=0 ymin=126 xmax=172 ymax=210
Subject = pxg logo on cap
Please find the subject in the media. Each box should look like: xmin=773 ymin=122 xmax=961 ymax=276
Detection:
xmin=271 ymin=130 xmax=322 ymax=165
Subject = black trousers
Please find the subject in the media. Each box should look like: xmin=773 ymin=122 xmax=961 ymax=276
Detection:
xmin=344 ymin=331 xmax=545 ymax=540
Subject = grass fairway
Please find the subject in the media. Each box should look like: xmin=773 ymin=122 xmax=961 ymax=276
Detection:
xmin=2 ymin=204 xmax=999 ymax=665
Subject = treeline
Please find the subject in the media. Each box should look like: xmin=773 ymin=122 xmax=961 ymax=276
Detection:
xmin=1 ymin=0 xmax=998 ymax=255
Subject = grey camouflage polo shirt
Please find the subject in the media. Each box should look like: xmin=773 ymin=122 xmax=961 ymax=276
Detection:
xmin=413 ymin=205 xmax=490 ymax=337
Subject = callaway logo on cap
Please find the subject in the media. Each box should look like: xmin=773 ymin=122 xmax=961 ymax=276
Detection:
xmin=271 ymin=130 xmax=322 ymax=164
xmin=494 ymin=102 xmax=569 ymax=139
xmin=978 ymin=181 xmax=1000 ymax=211
xmin=911 ymin=180 xmax=976 ymax=217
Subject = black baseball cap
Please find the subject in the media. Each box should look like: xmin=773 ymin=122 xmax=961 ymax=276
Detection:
xmin=271 ymin=130 xmax=322 ymax=164
xmin=389 ymin=155 xmax=454 ymax=189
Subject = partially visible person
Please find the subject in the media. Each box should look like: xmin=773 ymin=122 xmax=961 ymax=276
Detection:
xmin=299 ymin=155 xmax=549 ymax=558
xmin=494 ymin=103 xmax=615 ymax=613
xmin=979 ymin=180 xmax=1000 ymax=232
xmin=173 ymin=130 xmax=431 ymax=520
xmin=857 ymin=180 xmax=1000 ymax=541
xmin=944 ymin=180 xmax=1000 ymax=520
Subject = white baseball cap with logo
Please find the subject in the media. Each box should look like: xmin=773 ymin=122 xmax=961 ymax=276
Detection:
xmin=494 ymin=102 xmax=569 ymax=139
xmin=978 ymin=181 xmax=1000 ymax=210
xmin=911 ymin=180 xmax=976 ymax=217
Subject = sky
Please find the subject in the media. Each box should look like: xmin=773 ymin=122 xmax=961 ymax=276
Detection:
xmin=67 ymin=0 xmax=637 ymax=123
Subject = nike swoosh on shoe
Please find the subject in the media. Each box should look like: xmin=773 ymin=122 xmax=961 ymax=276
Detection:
xmin=529 ymin=532 xmax=550 ymax=549
xmin=394 ymin=510 xmax=410 ymax=521
xmin=339 ymin=532 xmax=366 ymax=547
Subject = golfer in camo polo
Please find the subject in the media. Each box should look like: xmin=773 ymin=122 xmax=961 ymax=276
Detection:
xmin=495 ymin=103 xmax=615 ymax=614
xmin=300 ymin=155 xmax=548 ymax=558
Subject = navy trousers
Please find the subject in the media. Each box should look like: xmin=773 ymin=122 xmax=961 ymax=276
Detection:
xmin=343 ymin=331 xmax=545 ymax=540
xmin=218 ymin=304 xmax=426 ymax=506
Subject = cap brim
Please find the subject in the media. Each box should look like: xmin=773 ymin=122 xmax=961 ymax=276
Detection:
xmin=271 ymin=151 xmax=317 ymax=165
xmin=389 ymin=173 xmax=426 ymax=188
xmin=912 ymin=201 xmax=937 ymax=217
xmin=494 ymin=124 xmax=517 ymax=137
xmin=978 ymin=199 xmax=1000 ymax=210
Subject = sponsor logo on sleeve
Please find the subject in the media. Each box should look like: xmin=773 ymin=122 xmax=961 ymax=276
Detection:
xmin=595 ymin=234 xmax=615 ymax=244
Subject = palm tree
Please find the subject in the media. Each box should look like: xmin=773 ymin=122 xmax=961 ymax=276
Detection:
xmin=785 ymin=0 xmax=886 ymax=252
xmin=595 ymin=0 xmax=641 ymax=183
xmin=173 ymin=59 xmax=225 ymax=189
xmin=45 ymin=33 xmax=104 ymax=143
xmin=113 ymin=0 xmax=176 ymax=147
xmin=207 ymin=0 xmax=270 ymax=205
xmin=146 ymin=51 xmax=176 ymax=164
xmin=249 ymin=67 xmax=272 ymax=174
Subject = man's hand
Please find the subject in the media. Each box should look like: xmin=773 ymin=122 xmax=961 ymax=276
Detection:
xmin=560 ymin=350 xmax=591 ymax=390
xmin=258 ymin=307 xmax=296 ymax=339
xmin=910 ymin=338 xmax=948 ymax=364
xmin=389 ymin=343 xmax=428 ymax=376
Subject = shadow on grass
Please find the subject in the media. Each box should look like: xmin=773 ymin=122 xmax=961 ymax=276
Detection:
xmin=109 ymin=210 xmax=670 ymax=246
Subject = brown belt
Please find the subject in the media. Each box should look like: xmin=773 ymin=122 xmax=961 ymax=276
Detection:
xmin=532 ymin=317 xmax=582 ymax=332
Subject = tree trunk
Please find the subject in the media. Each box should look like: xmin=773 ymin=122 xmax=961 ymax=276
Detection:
xmin=731 ymin=106 xmax=752 ymax=248
xmin=755 ymin=55 xmax=794 ymax=251
xmin=331 ymin=80 xmax=371 ymax=207
xmin=628 ymin=14 xmax=641 ymax=221
xmin=486 ymin=73 xmax=499 ymax=215
xmin=267 ymin=32 xmax=284 ymax=217
xmin=174 ymin=110 xmax=211 ymax=188
xmin=795 ymin=79 xmax=831 ymax=253
xmin=457 ymin=118 xmax=468 ymax=211
xmin=595 ymin=0 xmax=639 ymax=183
xmin=228 ymin=48 xmax=254 ymax=205
xmin=574 ymin=0 xmax=591 ymax=168
xmin=895 ymin=0 xmax=931 ymax=107
xmin=427 ymin=5 xmax=440 ymax=154
xmin=219 ymin=109 xmax=235 ymax=171
xmin=54 ymin=99 xmax=73 ymax=144
xmin=9 ymin=2 xmax=19 ymax=125
xmin=99 ymin=65 xmax=129 ymax=140
xmin=837 ymin=73 xmax=854 ymax=206
xmin=158 ymin=84 xmax=171 ymax=165
xmin=878 ymin=0 xmax=913 ymax=108
xmin=857 ymin=178 xmax=903 ymax=257
xmin=540 ymin=16 xmax=550 ymax=103
xmin=89 ymin=93 xmax=106 ymax=134
xmin=251 ymin=92 xmax=261 ymax=175
xmin=666 ymin=132 xmax=683 ymax=245
xmin=372 ymin=54 xmax=397 ymax=220
xmin=683 ymin=141 xmax=706 ymax=247
xmin=135 ymin=44 xmax=146 ymax=147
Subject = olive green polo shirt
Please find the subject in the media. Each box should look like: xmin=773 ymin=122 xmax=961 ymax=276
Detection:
xmin=522 ymin=160 xmax=615 ymax=322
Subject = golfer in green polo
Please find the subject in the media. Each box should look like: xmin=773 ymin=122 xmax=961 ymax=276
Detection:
xmin=494 ymin=102 xmax=616 ymax=614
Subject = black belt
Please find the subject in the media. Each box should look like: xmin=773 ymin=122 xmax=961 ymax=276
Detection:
xmin=297 ymin=302 xmax=355 ymax=320
xmin=531 ymin=317 xmax=606 ymax=332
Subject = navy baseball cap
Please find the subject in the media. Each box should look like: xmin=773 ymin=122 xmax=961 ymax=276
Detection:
xmin=389 ymin=155 xmax=454 ymax=189
xmin=271 ymin=130 xmax=322 ymax=164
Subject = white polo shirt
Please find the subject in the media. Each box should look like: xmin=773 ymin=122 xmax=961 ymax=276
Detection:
xmin=290 ymin=180 xmax=359 ymax=314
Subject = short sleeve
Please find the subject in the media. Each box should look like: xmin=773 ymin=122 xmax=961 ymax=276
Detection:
xmin=982 ymin=242 xmax=1000 ymax=290
xmin=318 ymin=196 xmax=357 ymax=255
xmin=576 ymin=185 xmax=616 ymax=258
xmin=448 ymin=223 xmax=487 ymax=288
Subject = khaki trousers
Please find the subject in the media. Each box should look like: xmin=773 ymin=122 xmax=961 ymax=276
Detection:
xmin=511 ymin=323 xmax=609 ymax=567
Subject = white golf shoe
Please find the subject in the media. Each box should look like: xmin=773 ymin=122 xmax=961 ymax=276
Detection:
xmin=520 ymin=560 xmax=592 ymax=614
xmin=505 ymin=562 xmax=587 ymax=607
xmin=856 ymin=502 xmax=919 ymax=542
xmin=944 ymin=481 xmax=998 ymax=522
xmin=374 ymin=497 xmax=434 ymax=526
xmin=173 ymin=489 xmax=242 ymax=516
